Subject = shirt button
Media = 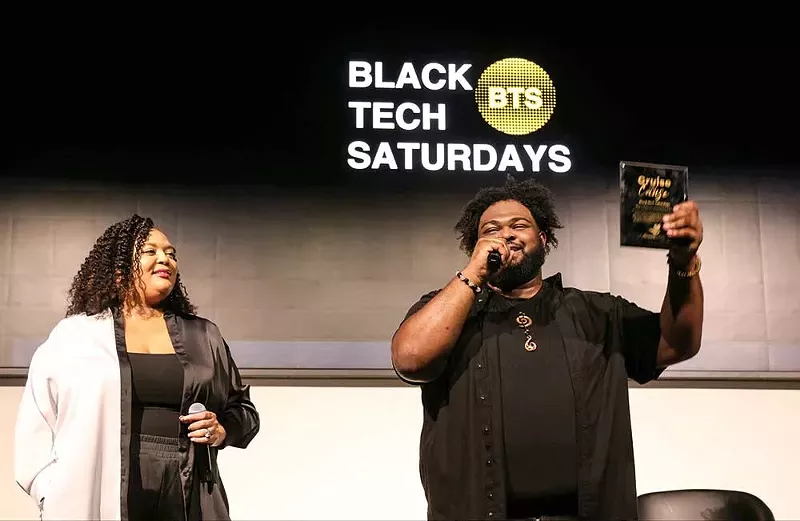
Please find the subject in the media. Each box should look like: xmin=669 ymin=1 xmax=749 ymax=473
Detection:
xmin=487 ymin=492 xmax=493 ymax=499
xmin=479 ymin=395 xmax=486 ymax=401
xmin=488 ymin=512 xmax=494 ymax=518
xmin=486 ymin=459 xmax=492 ymax=466
xmin=477 ymin=363 xmax=484 ymax=369
xmin=483 ymin=425 xmax=491 ymax=434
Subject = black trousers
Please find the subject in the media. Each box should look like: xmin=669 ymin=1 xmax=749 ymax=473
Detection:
xmin=128 ymin=434 xmax=201 ymax=521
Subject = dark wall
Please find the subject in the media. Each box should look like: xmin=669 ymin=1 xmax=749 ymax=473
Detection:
xmin=2 ymin=38 xmax=799 ymax=375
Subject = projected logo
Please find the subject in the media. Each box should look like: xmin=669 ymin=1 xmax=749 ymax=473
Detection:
xmin=475 ymin=57 xmax=556 ymax=136
xmin=346 ymin=57 xmax=571 ymax=174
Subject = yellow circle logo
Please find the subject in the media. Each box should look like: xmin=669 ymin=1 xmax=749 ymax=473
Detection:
xmin=474 ymin=57 xmax=556 ymax=136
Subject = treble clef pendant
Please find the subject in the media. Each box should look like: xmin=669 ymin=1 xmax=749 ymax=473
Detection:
xmin=516 ymin=312 xmax=538 ymax=352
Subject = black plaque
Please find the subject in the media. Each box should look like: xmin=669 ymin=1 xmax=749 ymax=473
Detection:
xmin=620 ymin=160 xmax=688 ymax=249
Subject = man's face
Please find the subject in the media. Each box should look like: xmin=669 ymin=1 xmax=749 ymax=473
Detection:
xmin=478 ymin=199 xmax=546 ymax=291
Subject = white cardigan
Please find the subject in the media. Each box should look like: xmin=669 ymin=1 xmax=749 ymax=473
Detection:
xmin=15 ymin=313 xmax=124 ymax=520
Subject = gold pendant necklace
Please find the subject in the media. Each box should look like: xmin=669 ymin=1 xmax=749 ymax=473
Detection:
xmin=515 ymin=311 xmax=537 ymax=352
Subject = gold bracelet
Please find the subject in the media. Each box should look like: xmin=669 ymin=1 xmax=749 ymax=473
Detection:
xmin=669 ymin=254 xmax=701 ymax=278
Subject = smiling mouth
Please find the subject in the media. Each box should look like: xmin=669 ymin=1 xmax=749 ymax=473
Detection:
xmin=154 ymin=270 xmax=171 ymax=278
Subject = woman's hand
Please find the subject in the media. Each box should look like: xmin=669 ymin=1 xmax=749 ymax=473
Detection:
xmin=180 ymin=410 xmax=227 ymax=447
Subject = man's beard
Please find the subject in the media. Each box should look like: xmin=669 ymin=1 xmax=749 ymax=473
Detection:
xmin=492 ymin=244 xmax=546 ymax=292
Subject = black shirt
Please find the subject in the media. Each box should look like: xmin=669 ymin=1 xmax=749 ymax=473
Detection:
xmin=129 ymin=352 xmax=184 ymax=438
xmin=486 ymin=282 xmax=579 ymax=517
xmin=395 ymin=273 xmax=663 ymax=521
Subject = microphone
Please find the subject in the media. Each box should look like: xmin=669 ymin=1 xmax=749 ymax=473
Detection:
xmin=188 ymin=402 xmax=206 ymax=415
xmin=487 ymin=250 xmax=502 ymax=272
xmin=188 ymin=402 xmax=214 ymax=482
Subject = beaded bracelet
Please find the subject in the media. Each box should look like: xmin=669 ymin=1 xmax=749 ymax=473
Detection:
xmin=456 ymin=271 xmax=482 ymax=293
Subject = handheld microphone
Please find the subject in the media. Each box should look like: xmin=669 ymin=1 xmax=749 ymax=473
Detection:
xmin=188 ymin=402 xmax=210 ymax=438
xmin=487 ymin=250 xmax=502 ymax=272
xmin=188 ymin=402 xmax=215 ymax=482
xmin=188 ymin=402 xmax=206 ymax=415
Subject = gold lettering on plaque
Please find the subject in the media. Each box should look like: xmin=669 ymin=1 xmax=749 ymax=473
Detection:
xmin=637 ymin=175 xmax=671 ymax=202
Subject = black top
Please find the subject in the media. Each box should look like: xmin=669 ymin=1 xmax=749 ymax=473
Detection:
xmin=111 ymin=309 xmax=260 ymax=521
xmin=484 ymin=281 xmax=578 ymax=517
xmin=396 ymin=273 xmax=663 ymax=521
xmin=129 ymin=352 xmax=184 ymax=438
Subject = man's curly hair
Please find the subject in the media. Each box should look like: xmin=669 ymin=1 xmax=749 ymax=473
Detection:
xmin=65 ymin=214 xmax=196 ymax=317
xmin=455 ymin=177 xmax=563 ymax=256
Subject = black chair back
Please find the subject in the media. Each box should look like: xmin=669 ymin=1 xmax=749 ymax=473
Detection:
xmin=638 ymin=489 xmax=775 ymax=521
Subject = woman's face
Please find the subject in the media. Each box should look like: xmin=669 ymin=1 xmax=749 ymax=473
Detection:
xmin=134 ymin=228 xmax=179 ymax=307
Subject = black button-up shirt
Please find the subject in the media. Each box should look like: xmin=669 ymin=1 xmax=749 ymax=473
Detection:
xmin=396 ymin=273 xmax=663 ymax=521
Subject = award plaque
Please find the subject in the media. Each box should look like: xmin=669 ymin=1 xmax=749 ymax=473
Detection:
xmin=620 ymin=160 xmax=688 ymax=249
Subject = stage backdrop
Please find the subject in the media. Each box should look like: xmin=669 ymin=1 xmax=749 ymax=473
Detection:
xmin=2 ymin=44 xmax=798 ymax=379
xmin=0 ymin=166 xmax=798 ymax=379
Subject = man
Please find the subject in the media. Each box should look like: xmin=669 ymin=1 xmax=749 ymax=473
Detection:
xmin=391 ymin=178 xmax=704 ymax=521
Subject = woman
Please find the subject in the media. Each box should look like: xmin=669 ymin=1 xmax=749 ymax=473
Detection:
xmin=14 ymin=214 xmax=260 ymax=520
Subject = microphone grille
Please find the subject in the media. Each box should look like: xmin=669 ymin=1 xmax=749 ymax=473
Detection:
xmin=188 ymin=402 xmax=206 ymax=414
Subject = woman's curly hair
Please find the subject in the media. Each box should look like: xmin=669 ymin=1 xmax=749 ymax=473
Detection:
xmin=454 ymin=176 xmax=563 ymax=256
xmin=65 ymin=214 xmax=196 ymax=317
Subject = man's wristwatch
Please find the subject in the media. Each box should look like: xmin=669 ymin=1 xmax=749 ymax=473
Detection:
xmin=667 ymin=252 xmax=701 ymax=278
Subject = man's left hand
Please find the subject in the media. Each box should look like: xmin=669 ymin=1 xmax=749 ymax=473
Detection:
xmin=662 ymin=200 xmax=703 ymax=261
